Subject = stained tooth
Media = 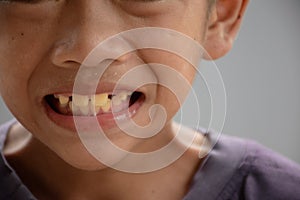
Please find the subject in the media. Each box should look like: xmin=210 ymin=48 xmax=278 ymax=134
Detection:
xmin=58 ymin=104 xmax=68 ymax=114
xmin=93 ymin=93 xmax=109 ymax=107
xmin=93 ymin=106 xmax=101 ymax=116
xmin=62 ymin=92 xmax=131 ymax=115
xmin=59 ymin=96 xmax=69 ymax=106
xmin=73 ymin=94 xmax=89 ymax=107
xmin=89 ymin=100 xmax=101 ymax=116
xmin=112 ymin=96 xmax=121 ymax=106
xmin=101 ymin=99 xmax=111 ymax=113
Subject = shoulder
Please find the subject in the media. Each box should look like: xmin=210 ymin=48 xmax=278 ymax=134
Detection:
xmin=0 ymin=119 xmax=36 ymax=200
xmin=0 ymin=119 xmax=16 ymax=148
xmin=217 ymin=135 xmax=300 ymax=200
xmin=184 ymin=133 xmax=300 ymax=200
xmin=235 ymin=138 xmax=300 ymax=200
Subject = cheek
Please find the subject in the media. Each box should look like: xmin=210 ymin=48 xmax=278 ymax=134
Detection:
xmin=157 ymin=87 xmax=180 ymax=120
xmin=0 ymin=4 xmax=60 ymax=76
xmin=0 ymin=9 xmax=57 ymax=124
xmin=0 ymin=30 xmax=30 ymax=122
xmin=156 ymin=67 xmax=195 ymax=121
xmin=139 ymin=50 xmax=196 ymax=120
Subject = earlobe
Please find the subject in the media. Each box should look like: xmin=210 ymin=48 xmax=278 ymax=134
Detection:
xmin=203 ymin=0 xmax=249 ymax=60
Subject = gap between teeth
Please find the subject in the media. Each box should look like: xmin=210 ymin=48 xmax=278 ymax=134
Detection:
xmin=54 ymin=91 xmax=132 ymax=116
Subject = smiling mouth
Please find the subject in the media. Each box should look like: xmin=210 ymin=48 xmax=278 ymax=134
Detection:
xmin=45 ymin=91 xmax=145 ymax=117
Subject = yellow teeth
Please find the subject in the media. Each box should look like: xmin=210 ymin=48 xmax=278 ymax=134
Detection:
xmin=91 ymin=93 xmax=109 ymax=107
xmin=54 ymin=91 xmax=132 ymax=116
xmin=92 ymin=106 xmax=101 ymax=116
xmin=101 ymin=99 xmax=111 ymax=113
xmin=58 ymin=96 xmax=69 ymax=106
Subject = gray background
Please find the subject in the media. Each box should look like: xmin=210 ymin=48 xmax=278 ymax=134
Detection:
xmin=1 ymin=1 xmax=300 ymax=163
xmin=177 ymin=0 xmax=300 ymax=163
xmin=218 ymin=0 xmax=300 ymax=163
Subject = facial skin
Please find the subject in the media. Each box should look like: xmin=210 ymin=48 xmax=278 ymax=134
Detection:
xmin=0 ymin=0 xmax=209 ymax=169
xmin=0 ymin=0 xmax=248 ymax=199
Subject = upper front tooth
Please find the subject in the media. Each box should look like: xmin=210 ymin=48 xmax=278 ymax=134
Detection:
xmin=112 ymin=96 xmax=122 ymax=106
xmin=92 ymin=93 xmax=109 ymax=107
xmin=91 ymin=106 xmax=101 ymax=116
xmin=101 ymin=99 xmax=111 ymax=112
xmin=79 ymin=105 xmax=90 ymax=115
xmin=69 ymin=101 xmax=81 ymax=115
xmin=73 ymin=94 xmax=89 ymax=107
xmin=118 ymin=91 xmax=129 ymax=101
xmin=58 ymin=95 xmax=69 ymax=106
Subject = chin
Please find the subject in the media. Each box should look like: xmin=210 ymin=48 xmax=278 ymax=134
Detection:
xmin=54 ymin=139 xmax=133 ymax=172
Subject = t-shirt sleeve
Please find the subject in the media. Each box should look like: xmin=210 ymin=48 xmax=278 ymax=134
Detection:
xmin=224 ymin=141 xmax=300 ymax=200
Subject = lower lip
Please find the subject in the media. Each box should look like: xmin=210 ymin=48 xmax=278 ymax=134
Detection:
xmin=44 ymin=98 xmax=144 ymax=132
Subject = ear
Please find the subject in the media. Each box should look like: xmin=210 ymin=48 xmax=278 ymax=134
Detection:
xmin=203 ymin=0 xmax=249 ymax=60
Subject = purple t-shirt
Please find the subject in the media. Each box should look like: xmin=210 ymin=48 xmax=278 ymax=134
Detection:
xmin=1 ymin=119 xmax=300 ymax=200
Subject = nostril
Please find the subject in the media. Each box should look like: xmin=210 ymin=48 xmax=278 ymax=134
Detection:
xmin=51 ymin=42 xmax=75 ymax=67
xmin=50 ymin=37 xmax=88 ymax=68
xmin=50 ymin=40 xmax=121 ymax=68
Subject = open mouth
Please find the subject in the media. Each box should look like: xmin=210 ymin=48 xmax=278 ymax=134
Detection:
xmin=45 ymin=91 xmax=145 ymax=117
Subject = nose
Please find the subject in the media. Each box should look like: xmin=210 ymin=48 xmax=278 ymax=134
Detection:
xmin=50 ymin=1 xmax=130 ymax=68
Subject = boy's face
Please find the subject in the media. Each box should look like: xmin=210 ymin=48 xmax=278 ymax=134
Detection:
xmin=0 ymin=0 xmax=245 ymax=170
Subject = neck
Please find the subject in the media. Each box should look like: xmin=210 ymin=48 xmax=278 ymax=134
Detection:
xmin=4 ymin=122 xmax=205 ymax=200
